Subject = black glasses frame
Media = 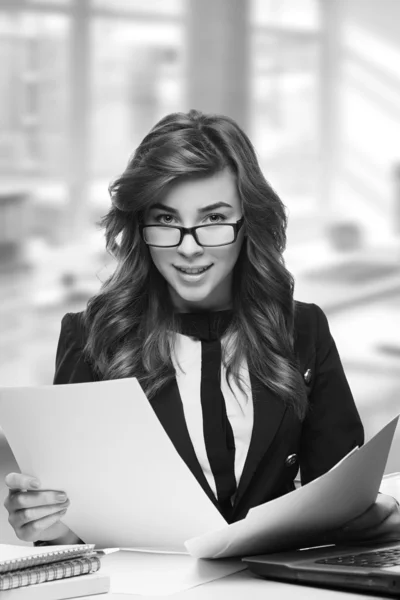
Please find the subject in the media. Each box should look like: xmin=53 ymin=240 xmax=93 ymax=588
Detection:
xmin=139 ymin=217 xmax=245 ymax=248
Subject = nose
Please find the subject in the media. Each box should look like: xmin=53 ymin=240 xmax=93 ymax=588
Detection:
xmin=177 ymin=231 xmax=204 ymax=256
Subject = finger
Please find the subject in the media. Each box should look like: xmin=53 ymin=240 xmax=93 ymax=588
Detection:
xmin=341 ymin=495 xmax=396 ymax=533
xmin=5 ymin=490 xmax=68 ymax=512
xmin=5 ymin=473 xmax=40 ymax=491
xmin=18 ymin=508 xmax=68 ymax=543
xmin=10 ymin=500 xmax=70 ymax=529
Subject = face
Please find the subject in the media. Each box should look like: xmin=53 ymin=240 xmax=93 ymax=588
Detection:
xmin=143 ymin=168 xmax=245 ymax=312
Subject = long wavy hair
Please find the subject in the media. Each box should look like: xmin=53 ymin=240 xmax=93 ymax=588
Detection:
xmin=83 ymin=109 xmax=308 ymax=420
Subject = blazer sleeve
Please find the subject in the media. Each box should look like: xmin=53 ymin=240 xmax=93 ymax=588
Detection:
xmin=299 ymin=304 xmax=365 ymax=485
xmin=53 ymin=313 xmax=97 ymax=385
xmin=33 ymin=314 xmax=93 ymax=547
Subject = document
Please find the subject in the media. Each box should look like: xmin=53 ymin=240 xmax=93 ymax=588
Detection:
xmin=0 ymin=378 xmax=226 ymax=551
xmin=0 ymin=379 xmax=397 ymax=562
xmin=185 ymin=415 xmax=399 ymax=558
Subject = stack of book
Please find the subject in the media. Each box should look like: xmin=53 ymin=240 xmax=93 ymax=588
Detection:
xmin=0 ymin=543 xmax=110 ymax=599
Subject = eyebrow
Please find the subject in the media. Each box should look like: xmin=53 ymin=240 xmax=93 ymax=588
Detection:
xmin=149 ymin=202 xmax=233 ymax=214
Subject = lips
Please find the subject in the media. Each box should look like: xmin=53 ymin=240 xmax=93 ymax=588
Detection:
xmin=174 ymin=265 xmax=213 ymax=275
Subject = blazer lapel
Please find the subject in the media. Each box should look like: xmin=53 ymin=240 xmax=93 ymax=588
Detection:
xmin=148 ymin=377 xmax=223 ymax=516
xmin=232 ymin=320 xmax=313 ymax=513
xmin=233 ymin=371 xmax=287 ymax=510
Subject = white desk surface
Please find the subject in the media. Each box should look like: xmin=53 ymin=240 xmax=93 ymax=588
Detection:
xmin=84 ymin=472 xmax=399 ymax=599
xmin=86 ymin=567 xmax=391 ymax=600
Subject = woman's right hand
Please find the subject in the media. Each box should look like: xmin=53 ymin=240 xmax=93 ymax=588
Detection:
xmin=4 ymin=472 xmax=73 ymax=543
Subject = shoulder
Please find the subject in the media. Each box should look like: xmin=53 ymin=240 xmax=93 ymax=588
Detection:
xmin=54 ymin=310 xmax=96 ymax=384
xmin=294 ymin=300 xmax=326 ymax=331
xmin=58 ymin=311 xmax=88 ymax=348
xmin=293 ymin=300 xmax=332 ymax=358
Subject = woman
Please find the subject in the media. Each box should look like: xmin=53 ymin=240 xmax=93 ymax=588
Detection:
xmin=4 ymin=109 xmax=399 ymax=547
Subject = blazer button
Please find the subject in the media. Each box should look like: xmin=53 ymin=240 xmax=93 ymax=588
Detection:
xmin=303 ymin=369 xmax=312 ymax=384
xmin=285 ymin=454 xmax=297 ymax=467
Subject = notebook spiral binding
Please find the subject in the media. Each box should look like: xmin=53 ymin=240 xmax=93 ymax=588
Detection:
xmin=0 ymin=544 xmax=94 ymax=574
xmin=0 ymin=554 xmax=101 ymax=591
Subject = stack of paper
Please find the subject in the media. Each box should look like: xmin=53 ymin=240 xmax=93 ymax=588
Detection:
xmin=185 ymin=416 xmax=398 ymax=557
xmin=0 ymin=379 xmax=397 ymax=569
xmin=0 ymin=378 xmax=225 ymax=551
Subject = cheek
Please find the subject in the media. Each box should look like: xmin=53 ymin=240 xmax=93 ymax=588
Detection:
xmin=213 ymin=243 xmax=243 ymax=270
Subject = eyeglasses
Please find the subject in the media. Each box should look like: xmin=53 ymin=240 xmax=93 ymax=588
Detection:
xmin=140 ymin=217 xmax=245 ymax=248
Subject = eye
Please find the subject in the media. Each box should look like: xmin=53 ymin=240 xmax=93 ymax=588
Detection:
xmin=207 ymin=214 xmax=227 ymax=223
xmin=155 ymin=214 xmax=175 ymax=224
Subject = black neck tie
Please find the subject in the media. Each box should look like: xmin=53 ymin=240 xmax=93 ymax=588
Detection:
xmin=177 ymin=310 xmax=236 ymax=520
xmin=200 ymin=338 xmax=236 ymax=517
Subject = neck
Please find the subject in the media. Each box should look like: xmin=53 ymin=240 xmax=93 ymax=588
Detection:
xmin=168 ymin=285 xmax=233 ymax=314
xmin=175 ymin=303 xmax=233 ymax=314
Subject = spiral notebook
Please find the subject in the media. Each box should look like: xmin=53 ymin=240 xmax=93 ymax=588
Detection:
xmin=1 ymin=574 xmax=110 ymax=600
xmin=0 ymin=544 xmax=104 ymax=592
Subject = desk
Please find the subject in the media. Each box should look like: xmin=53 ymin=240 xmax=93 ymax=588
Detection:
xmin=86 ymin=568 xmax=391 ymax=600
xmin=86 ymin=473 xmax=400 ymax=599
xmin=78 ymin=472 xmax=400 ymax=599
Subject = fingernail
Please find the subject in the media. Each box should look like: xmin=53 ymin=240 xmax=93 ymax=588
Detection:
xmin=30 ymin=479 xmax=40 ymax=489
xmin=59 ymin=509 xmax=67 ymax=515
xmin=57 ymin=493 xmax=67 ymax=502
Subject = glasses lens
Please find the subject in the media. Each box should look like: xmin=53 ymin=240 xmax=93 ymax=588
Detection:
xmin=143 ymin=226 xmax=180 ymax=246
xmin=143 ymin=224 xmax=236 ymax=246
xmin=197 ymin=225 xmax=235 ymax=246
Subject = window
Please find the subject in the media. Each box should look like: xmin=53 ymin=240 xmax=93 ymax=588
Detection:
xmin=250 ymin=0 xmax=321 ymax=214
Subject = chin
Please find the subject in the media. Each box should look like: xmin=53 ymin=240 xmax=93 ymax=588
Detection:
xmin=169 ymin=282 xmax=213 ymax=305
xmin=175 ymin=288 xmax=211 ymax=302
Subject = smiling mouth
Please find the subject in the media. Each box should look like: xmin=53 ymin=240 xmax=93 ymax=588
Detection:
xmin=174 ymin=265 xmax=213 ymax=275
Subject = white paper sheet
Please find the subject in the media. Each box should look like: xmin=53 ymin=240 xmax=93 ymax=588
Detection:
xmin=185 ymin=414 xmax=399 ymax=558
xmin=0 ymin=378 xmax=226 ymax=551
xmin=100 ymin=549 xmax=247 ymax=596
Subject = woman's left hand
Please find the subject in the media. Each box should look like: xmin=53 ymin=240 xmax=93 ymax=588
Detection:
xmin=331 ymin=493 xmax=400 ymax=544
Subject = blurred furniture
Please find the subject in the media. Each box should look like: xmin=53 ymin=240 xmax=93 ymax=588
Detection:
xmin=0 ymin=186 xmax=32 ymax=384
xmin=0 ymin=187 xmax=30 ymax=269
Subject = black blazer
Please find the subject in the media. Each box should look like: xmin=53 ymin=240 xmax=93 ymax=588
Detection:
xmin=53 ymin=301 xmax=364 ymax=524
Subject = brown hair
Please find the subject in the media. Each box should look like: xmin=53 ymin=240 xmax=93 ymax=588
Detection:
xmin=83 ymin=109 xmax=308 ymax=419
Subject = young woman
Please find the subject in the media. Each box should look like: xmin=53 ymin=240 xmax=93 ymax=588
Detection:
xmin=4 ymin=110 xmax=400 ymax=547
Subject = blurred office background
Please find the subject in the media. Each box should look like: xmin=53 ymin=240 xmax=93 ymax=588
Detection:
xmin=0 ymin=0 xmax=399 ymax=542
